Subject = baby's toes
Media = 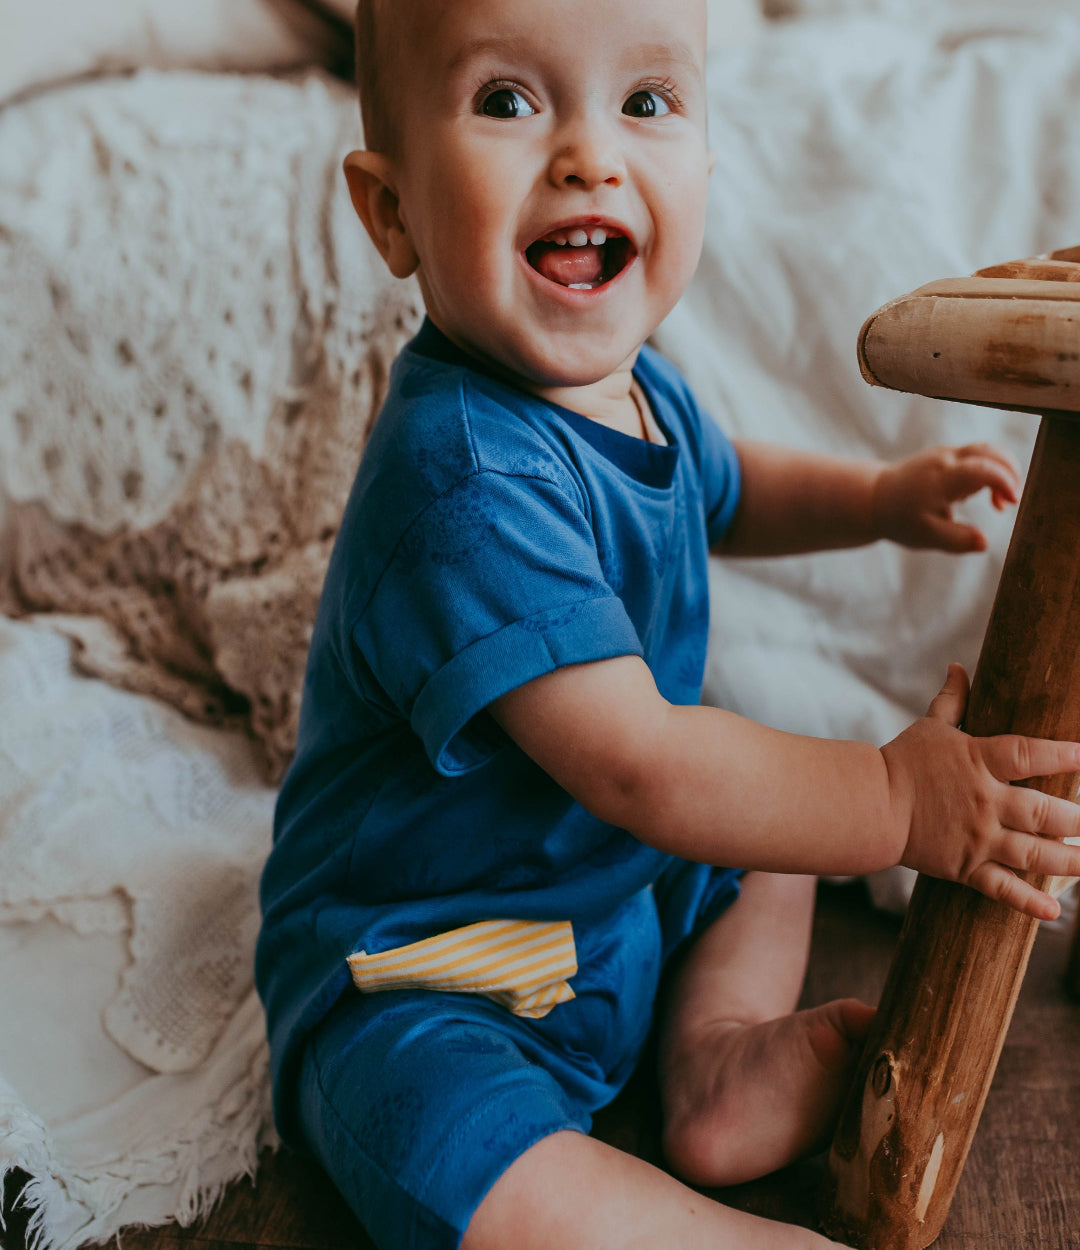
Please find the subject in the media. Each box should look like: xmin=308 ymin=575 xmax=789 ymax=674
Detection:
xmin=804 ymin=998 xmax=876 ymax=1075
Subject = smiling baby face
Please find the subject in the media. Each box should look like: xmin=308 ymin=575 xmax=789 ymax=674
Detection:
xmin=345 ymin=0 xmax=712 ymax=391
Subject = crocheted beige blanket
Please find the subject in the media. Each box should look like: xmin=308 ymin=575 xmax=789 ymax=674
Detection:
xmin=0 ymin=69 xmax=419 ymax=783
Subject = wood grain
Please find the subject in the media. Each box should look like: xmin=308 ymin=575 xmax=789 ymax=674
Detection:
xmin=822 ymin=416 xmax=1080 ymax=1250
xmin=975 ymin=259 xmax=1080 ymax=283
xmin=858 ymin=293 xmax=1080 ymax=415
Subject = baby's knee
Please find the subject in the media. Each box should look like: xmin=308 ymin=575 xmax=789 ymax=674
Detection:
xmin=460 ymin=1131 xmax=589 ymax=1250
xmin=294 ymin=993 xmax=591 ymax=1249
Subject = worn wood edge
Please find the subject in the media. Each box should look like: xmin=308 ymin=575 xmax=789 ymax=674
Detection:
xmin=1067 ymin=905 xmax=1080 ymax=1001
xmin=819 ymin=878 xmax=1043 ymax=1250
xmin=976 ymin=259 xmax=1080 ymax=282
xmin=905 ymin=277 xmax=1080 ymax=302
xmin=856 ymin=296 xmax=1080 ymax=412
xmin=856 ymin=263 xmax=1080 ymax=392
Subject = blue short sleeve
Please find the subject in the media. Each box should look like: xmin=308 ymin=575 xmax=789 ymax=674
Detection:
xmin=352 ymin=469 xmax=644 ymax=776
xmin=698 ymin=408 xmax=742 ymax=546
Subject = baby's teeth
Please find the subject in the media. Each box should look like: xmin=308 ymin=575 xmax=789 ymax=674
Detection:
xmin=546 ymin=226 xmax=610 ymax=247
xmin=568 ymin=282 xmax=595 ymax=290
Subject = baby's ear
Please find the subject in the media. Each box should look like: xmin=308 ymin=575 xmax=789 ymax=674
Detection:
xmin=342 ymin=150 xmax=419 ymax=279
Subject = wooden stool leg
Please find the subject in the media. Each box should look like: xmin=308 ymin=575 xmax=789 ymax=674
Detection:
xmin=821 ymin=415 xmax=1080 ymax=1250
xmin=1066 ymin=889 xmax=1080 ymax=1000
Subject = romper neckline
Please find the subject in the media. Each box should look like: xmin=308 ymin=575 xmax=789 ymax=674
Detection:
xmin=408 ymin=318 xmax=680 ymax=491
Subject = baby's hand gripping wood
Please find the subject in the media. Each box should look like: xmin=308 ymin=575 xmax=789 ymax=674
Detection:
xmin=820 ymin=250 xmax=1080 ymax=1250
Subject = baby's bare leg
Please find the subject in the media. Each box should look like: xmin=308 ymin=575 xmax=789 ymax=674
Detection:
xmin=462 ymin=1129 xmax=845 ymax=1250
xmin=659 ymin=872 xmax=874 ymax=1187
xmin=463 ymin=876 xmax=863 ymax=1250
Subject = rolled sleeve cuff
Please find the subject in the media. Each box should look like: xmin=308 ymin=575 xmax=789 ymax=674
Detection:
xmin=704 ymin=434 xmax=742 ymax=548
xmin=413 ymin=595 xmax=644 ymax=776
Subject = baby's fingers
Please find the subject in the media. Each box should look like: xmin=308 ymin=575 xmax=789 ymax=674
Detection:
xmin=918 ymin=513 xmax=987 ymax=553
xmin=953 ymin=443 xmax=1021 ymax=501
xmin=925 ymin=663 xmax=969 ymax=724
xmin=944 ymin=454 xmax=1020 ymax=508
xmin=1002 ymin=786 xmax=1080 ymax=842
xmin=979 ymin=733 xmax=1080 ymax=783
xmin=968 ymin=862 xmax=1061 ymax=921
xmin=994 ymin=828 xmax=1080 ymax=881
xmin=954 ymin=441 xmax=1020 ymax=472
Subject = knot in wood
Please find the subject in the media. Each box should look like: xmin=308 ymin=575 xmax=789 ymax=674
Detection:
xmin=872 ymin=1053 xmax=893 ymax=1098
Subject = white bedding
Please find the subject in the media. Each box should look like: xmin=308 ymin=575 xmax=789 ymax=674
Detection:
xmin=0 ymin=0 xmax=345 ymax=104
xmin=0 ymin=618 xmax=276 ymax=1247
xmin=659 ymin=13 xmax=1080 ymax=906
xmin=3 ymin=8 xmax=1080 ymax=1247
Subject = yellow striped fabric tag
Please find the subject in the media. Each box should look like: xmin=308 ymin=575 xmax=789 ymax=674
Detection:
xmin=347 ymin=919 xmax=577 ymax=1019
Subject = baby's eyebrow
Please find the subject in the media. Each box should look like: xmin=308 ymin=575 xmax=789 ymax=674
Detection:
xmin=444 ymin=35 xmax=529 ymax=76
xmin=618 ymin=39 xmax=702 ymax=79
xmin=443 ymin=35 xmax=702 ymax=82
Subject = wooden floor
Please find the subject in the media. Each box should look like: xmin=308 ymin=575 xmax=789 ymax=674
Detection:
xmin=5 ymin=882 xmax=1080 ymax=1249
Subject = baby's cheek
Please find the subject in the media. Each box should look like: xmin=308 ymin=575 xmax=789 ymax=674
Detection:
xmin=649 ymin=227 xmax=706 ymax=317
xmin=648 ymin=169 xmax=708 ymax=270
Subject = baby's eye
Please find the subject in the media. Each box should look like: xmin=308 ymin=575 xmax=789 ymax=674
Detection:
xmin=623 ymin=90 xmax=672 ymax=119
xmin=479 ymin=87 xmax=536 ymax=119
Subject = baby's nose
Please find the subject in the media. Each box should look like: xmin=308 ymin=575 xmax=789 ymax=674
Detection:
xmin=548 ymin=124 xmax=624 ymax=190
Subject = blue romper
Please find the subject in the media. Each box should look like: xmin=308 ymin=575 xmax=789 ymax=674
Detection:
xmin=256 ymin=320 xmax=743 ymax=1250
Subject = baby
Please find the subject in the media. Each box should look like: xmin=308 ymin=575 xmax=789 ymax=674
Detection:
xmin=255 ymin=0 xmax=1080 ymax=1247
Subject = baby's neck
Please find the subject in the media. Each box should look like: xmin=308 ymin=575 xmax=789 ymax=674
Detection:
xmin=438 ymin=328 xmax=654 ymax=440
xmin=530 ymin=369 xmax=665 ymax=445
xmin=534 ymin=369 xmax=639 ymax=436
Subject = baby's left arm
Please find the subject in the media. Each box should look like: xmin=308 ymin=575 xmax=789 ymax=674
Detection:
xmin=714 ymin=439 xmax=1020 ymax=558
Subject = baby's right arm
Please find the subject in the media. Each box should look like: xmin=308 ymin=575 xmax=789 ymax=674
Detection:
xmin=489 ymin=656 xmax=1080 ymax=920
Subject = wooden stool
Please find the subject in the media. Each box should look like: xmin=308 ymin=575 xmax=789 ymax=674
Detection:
xmin=819 ymin=248 xmax=1080 ymax=1250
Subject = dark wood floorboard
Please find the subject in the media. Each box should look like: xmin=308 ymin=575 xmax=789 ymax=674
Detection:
xmin=5 ymin=882 xmax=1080 ymax=1248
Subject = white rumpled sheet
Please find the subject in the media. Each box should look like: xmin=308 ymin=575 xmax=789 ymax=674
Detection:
xmin=656 ymin=11 xmax=1080 ymax=909
xmin=0 ymin=617 xmax=277 ymax=1247
xmin=3 ymin=9 xmax=1080 ymax=1249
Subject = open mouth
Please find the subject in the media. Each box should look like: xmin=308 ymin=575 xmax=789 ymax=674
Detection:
xmin=524 ymin=225 xmax=635 ymax=291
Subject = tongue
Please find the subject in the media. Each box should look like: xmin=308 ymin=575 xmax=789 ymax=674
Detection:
xmin=535 ymin=243 xmax=605 ymax=287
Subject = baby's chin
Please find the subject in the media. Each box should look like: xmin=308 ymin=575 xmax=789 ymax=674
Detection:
xmin=460 ymin=322 xmax=643 ymax=393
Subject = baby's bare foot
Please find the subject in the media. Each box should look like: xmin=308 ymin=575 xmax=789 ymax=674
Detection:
xmin=661 ymin=998 xmax=875 ymax=1188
